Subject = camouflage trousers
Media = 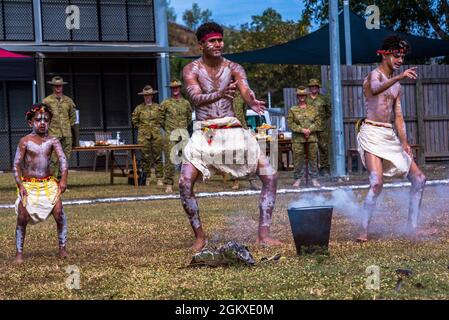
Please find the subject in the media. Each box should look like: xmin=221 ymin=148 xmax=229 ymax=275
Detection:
xmin=317 ymin=130 xmax=331 ymax=172
xmin=292 ymin=140 xmax=318 ymax=180
xmin=51 ymin=136 xmax=72 ymax=178
xmin=138 ymin=135 xmax=164 ymax=178
xmin=163 ymin=129 xmax=190 ymax=185
xmin=163 ymin=138 xmax=182 ymax=186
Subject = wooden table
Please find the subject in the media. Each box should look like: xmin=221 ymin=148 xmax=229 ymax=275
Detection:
xmin=259 ymin=138 xmax=293 ymax=171
xmin=73 ymin=144 xmax=144 ymax=187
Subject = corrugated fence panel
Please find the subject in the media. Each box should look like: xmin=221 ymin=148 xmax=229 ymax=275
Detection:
xmin=284 ymin=64 xmax=449 ymax=162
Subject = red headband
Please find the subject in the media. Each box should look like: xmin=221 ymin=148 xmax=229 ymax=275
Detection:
xmin=376 ymin=48 xmax=407 ymax=56
xmin=201 ymin=32 xmax=223 ymax=42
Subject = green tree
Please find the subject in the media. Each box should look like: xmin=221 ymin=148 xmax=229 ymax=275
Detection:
xmin=225 ymin=8 xmax=319 ymax=107
xmin=303 ymin=0 xmax=449 ymax=63
xmin=303 ymin=0 xmax=448 ymax=39
xmin=182 ymin=3 xmax=212 ymax=30
xmin=166 ymin=0 xmax=177 ymax=23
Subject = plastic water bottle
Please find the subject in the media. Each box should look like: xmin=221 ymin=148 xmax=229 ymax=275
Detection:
xmin=116 ymin=131 xmax=121 ymax=145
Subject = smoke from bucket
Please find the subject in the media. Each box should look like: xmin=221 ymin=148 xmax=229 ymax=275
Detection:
xmin=289 ymin=188 xmax=362 ymax=219
xmin=289 ymin=184 xmax=447 ymax=238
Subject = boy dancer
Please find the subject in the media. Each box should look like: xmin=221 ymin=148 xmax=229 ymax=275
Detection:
xmin=13 ymin=104 xmax=69 ymax=263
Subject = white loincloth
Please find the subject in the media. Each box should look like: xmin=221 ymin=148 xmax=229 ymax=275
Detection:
xmin=183 ymin=117 xmax=261 ymax=179
xmin=15 ymin=177 xmax=59 ymax=224
xmin=357 ymin=121 xmax=412 ymax=177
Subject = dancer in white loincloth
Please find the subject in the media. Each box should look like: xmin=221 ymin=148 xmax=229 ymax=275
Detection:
xmin=356 ymin=35 xmax=430 ymax=242
xmin=180 ymin=22 xmax=281 ymax=251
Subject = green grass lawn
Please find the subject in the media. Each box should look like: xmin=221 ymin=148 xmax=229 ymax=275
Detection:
xmin=0 ymin=170 xmax=448 ymax=299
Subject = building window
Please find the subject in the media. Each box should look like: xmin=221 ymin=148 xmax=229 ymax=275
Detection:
xmin=8 ymin=81 xmax=33 ymax=130
xmin=100 ymin=0 xmax=127 ymax=41
xmin=41 ymin=0 xmax=155 ymax=42
xmin=127 ymin=0 xmax=155 ymax=42
xmin=0 ymin=83 xmax=6 ymax=130
xmin=0 ymin=0 xmax=35 ymax=41
xmin=44 ymin=58 xmax=158 ymax=130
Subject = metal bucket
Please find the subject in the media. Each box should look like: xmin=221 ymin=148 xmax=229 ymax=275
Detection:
xmin=287 ymin=206 xmax=333 ymax=255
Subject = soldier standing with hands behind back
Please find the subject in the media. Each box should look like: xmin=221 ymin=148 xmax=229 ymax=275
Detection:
xmin=43 ymin=76 xmax=76 ymax=179
xmin=230 ymin=91 xmax=260 ymax=191
xmin=288 ymin=86 xmax=321 ymax=188
xmin=161 ymin=79 xmax=192 ymax=193
xmin=132 ymin=85 xmax=165 ymax=186
xmin=306 ymin=78 xmax=331 ymax=176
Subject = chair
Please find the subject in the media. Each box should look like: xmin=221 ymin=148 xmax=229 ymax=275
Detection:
xmin=410 ymin=144 xmax=421 ymax=163
xmin=346 ymin=148 xmax=364 ymax=173
xmin=93 ymin=132 xmax=129 ymax=173
xmin=93 ymin=132 xmax=111 ymax=172
xmin=278 ymin=139 xmax=293 ymax=170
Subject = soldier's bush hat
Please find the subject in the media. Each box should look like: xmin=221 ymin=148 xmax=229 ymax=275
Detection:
xmin=138 ymin=85 xmax=158 ymax=95
xmin=308 ymin=78 xmax=321 ymax=87
xmin=47 ymin=76 xmax=68 ymax=86
xmin=296 ymin=86 xmax=308 ymax=96
xmin=168 ymin=79 xmax=183 ymax=88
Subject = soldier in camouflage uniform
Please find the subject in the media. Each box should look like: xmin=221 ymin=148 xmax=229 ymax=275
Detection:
xmin=43 ymin=76 xmax=77 ymax=179
xmin=161 ymin=79 xmax=192 ymax=193
xmin=307 ymin=78 xmax=331 ymax=176
xmin=287 ymin=86 xmax=321 ymax=188
xmin=131 ymin=85 xmax=165 ymax=186
xmin=230 ymin=91 xmax=260 ymax=190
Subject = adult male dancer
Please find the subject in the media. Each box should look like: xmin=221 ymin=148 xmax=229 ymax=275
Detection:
xmin=13 ymin=104 xmax=68 ymax=263
xmin=357 ymin=35 xmax=426 ymax=242
xmin=180 ymin=22 xmax=281 ymax=250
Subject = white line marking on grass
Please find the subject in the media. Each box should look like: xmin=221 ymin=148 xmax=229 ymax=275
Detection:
xmin=1 ymin=179 xmax=449 ymax=210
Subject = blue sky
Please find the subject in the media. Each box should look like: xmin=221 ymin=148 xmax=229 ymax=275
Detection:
xmin=169 ymin=0 xmax=306 ymax=27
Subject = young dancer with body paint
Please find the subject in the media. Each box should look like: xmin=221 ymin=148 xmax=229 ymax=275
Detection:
xmin=180 ymin=22 xmax=281 ymax=251
xmin=357 ymin=36 xmax=428 ymax=242
xmin=13 ymin=104 xmax=69 ymax=263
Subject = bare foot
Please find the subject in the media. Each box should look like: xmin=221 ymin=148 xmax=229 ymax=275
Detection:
xmin=292 ymin=179 xmax=301 ymax=188
xmin=59 ymin=247 xmax=68 ymax=259
xmin=408 ymin=227 xmax=438 ymax=238
xmin=157 ymin=179 xmax=164 ymax=187
xmin=165 ymin=185 xmax=173 ymax=193
xmin=191 ymin=238 xmax=207 ymax=252
xmin=311 ymin=179 xmax=321 ymax=187
xmin=418 ymin=227 xmax=438 ymax=236
xmin=249 ymin=180 xmax=260 ymax=191
xmin=356 ymin=231 xmax=368 ymax=243
xmin=256 ymin=236 xmax=283 ymax=247
xmin=14 ymin=253 xmax=24 ymax=264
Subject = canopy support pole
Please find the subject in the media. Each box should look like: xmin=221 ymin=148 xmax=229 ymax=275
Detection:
xmin=329 ymin=0 xmax=346 ymax=177
xmin=343 ymin=0 xmax=352 ymax=65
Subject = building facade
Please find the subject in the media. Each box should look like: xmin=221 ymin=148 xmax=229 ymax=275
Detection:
xmin=0 ymin=0 xmax=181 ymax=170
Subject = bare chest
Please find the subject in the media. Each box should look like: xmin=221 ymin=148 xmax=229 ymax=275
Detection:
xmin=26 ymin=140 xmax=53 ymax=157
xmin=197 ymin=63 xmax=232 ymax=92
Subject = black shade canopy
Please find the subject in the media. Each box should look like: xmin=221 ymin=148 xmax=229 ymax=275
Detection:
xmin=224 ymin=11 xmax=449 ymax=65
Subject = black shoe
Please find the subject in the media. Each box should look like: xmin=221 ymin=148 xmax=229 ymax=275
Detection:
xmin=249 ymin=180 xmax=261 ymax=190
xmin=319 ymin=169 xmax=330 ymax=177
